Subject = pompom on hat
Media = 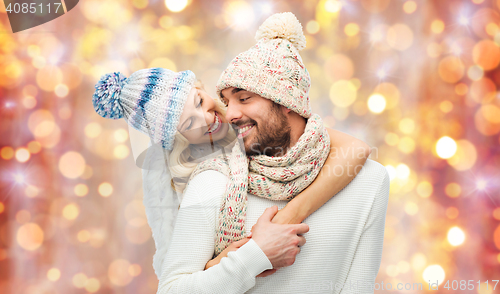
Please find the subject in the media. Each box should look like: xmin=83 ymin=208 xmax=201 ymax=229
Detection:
xmin=92 ymin=68 xmax=196 ymax=151
xmin=216 ymin=12 xmax=312 ymax=118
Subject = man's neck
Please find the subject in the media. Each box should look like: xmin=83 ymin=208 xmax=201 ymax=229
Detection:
xmin=288 ymin=112 xmax=307 ymax=147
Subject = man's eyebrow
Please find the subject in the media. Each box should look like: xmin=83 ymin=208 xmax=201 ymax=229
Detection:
xmin=220 ymin=88 xmax=245 ymax=99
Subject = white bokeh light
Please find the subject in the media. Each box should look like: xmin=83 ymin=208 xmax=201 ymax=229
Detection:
xmin=368 ymin=94 xmax=387 ymax=114
xmin=476 ymin=180 xmax=487 ymax=190
xmin=396 ymin=163 xmax=410 ymax=179
xmin=436 ymin=136 xmax=457 ymax=159
xmin=165 ymin=0 xmax=188 ymax=13
xmin=224 ymin=1 xmax=255 ymax=31
xmin=447 ymin=226 xmax=465 ymax=246
xmin=422 ymin=264 xmax=446 ymax=286
xmin=385 ymin=165 xmax=396 ymax=181
xmin=14 ymin=173 xmax=25 ymax=184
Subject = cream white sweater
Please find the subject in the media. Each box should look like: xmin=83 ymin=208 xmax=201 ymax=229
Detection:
xmin=157 ymin=159 xmax=390 ymax=294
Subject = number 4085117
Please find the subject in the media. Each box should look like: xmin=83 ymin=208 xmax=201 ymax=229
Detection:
xmin=442 ymin=280 xmax=499 ymax=291
xmin=6 ymin=3 xmax=63 ymax=14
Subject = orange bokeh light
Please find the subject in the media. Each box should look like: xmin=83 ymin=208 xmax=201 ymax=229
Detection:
xmin=438 ymin=56 xmax=464 ymax=83
xmin=473 ymin=40 xmax=500 ymax=71
xmin=0 ymin=146 xmax=14 ymax=160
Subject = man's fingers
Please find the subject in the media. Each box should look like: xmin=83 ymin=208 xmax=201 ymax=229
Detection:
xmin=297 ymin=235 xmax=306 ymax=247
xmin=292 ymin=223 xmax=309 ymax=235
xmin=257 ymin=205 xmax=279 ymax=223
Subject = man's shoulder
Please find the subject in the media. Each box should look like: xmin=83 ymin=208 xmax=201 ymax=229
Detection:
xmin=357 ymin=159 xmax=391 ymax=204
xmin=357 ymin=159 xmax=389 ymax=183
xmin=343 ymin=159 xmax=390 ymax=200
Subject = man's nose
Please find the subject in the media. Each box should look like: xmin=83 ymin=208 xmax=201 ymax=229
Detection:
xmin=225 ymin=101 xmax=242 ymax=124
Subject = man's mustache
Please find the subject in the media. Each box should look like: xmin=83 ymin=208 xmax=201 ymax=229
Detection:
xmin=232 ymin=118 xmax=258 ymax=129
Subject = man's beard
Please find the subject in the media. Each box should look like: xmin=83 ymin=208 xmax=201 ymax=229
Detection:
xmin=240 ymin=103 xmax=291 ymax=157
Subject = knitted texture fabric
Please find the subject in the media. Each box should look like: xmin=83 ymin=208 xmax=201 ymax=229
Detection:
xmin=92 ymin=68 xmax=196 ymax=150
xmin=215 ymin=12 xmax=312 ymax=118
xmin=189 ymin=114 xmax=330 ymax=255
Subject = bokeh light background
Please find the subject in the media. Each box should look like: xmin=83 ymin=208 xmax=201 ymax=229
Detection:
xmin=1 ymin=0 xmax=500 ymax=293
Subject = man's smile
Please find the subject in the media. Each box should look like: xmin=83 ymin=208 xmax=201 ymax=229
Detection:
xmin=237 ymin=124 xmax=255 ymax=138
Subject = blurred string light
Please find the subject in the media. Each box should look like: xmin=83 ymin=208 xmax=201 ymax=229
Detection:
xmin=396 ymin=163 xmax=410 ymax=180
xmin=16 ymin=222 xmax=44 ymax=251
xmin=476 ymin=180 xmax=487 ymax=191
xmin=165 ymin=0 xmax=188 ymax=13
xmin=385 ymin=165 xmax=396 ymax=180
xmin=458 ymin=15 xmax=469 ymax=26
xmin=435 ymin=136 xmax=457 ymax=159
xmin=367 ymin=94 xmax=386 ymax=113
xmin=98 ymin=182 xmax=113 ymax=197
xmin=324 ymin=0 xmax=342 ymax=13
xmin=376 ymin=69 xmax=387 ymax=80
xmin=344 ymin=22 xmax=359 ymax=36
xmin=15 ymin=148 xmax=30 ymax=163
xmin=47 ymin=268 xmax=61 ymax=282
xmin=223 ymin=1 xmax=255 ymax=31
xmin=447 ymin=226 xmax=465 ymax=246
xmin=307 ymin=20 xmax=321 ymax=34
xmin=422 ymin=265 xmax=446 ymax=286
xmin=403 ymin=1 xmax=417 ymax=14
xmin=258 ymin=2 xmax=273 ymax=14
xmin=431 ymin=19 xmax=445 ymax=34
xmin=13 ymin=173 xmax=25 ymax=184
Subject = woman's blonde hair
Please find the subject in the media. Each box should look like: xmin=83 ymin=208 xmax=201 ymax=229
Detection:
xmin=168 ymin=80 xmax=235 ymax=192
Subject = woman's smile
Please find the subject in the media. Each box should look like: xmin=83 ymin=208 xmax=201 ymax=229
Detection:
xmin=205 ymin=112 xmax=223 ymax=135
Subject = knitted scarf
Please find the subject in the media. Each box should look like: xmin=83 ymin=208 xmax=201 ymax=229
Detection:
xmin=189 ymin=114 xmax=330 ymax=255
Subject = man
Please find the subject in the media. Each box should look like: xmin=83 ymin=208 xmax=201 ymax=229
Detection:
xmin=158 ymin=12 xmax=389 ymax=294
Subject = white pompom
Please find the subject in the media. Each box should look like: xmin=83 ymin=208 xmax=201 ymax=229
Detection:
xmin=255 ymin=12 xmax=306 ymax=51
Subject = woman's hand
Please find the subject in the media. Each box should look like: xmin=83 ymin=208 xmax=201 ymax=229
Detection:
xmin=204 ymin=235 xmax=278 ymax=278
xmin=270 ymin=205 xmax=304 ymax=225
xmin=205 ymin=237 xmax=251 ymax=270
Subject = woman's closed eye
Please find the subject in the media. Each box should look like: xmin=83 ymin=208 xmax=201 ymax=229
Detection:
xmin=184 ymin=93 xmax=203 ymax=130
xmin=239 ymin=97 xmax=250 ymax=102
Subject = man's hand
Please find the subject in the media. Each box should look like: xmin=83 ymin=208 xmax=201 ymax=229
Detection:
xmin=251 ymin=205 xmax=309 ymax=268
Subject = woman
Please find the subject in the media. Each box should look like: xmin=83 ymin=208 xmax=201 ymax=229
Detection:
xmin=92 ymin=67 xmax=371 ymax=281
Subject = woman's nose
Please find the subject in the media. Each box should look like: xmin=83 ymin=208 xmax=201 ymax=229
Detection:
xmin=202 ymin=94 xmax=216 ymax=125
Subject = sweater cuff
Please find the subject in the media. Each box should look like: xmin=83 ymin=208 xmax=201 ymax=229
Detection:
xmin=232 ymin=239 xmax=273 ymax=277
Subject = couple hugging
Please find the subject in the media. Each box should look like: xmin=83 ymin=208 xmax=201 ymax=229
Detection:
xmin=92 ymin=12 xmax=390 ymax=294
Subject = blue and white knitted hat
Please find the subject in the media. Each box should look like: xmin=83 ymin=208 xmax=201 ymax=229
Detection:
xmin=92 ymin=68 xmax=196 ymax=151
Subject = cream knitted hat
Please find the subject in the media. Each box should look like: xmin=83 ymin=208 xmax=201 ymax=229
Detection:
xmin=216 ymin=12 xmax=311 ymax=118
